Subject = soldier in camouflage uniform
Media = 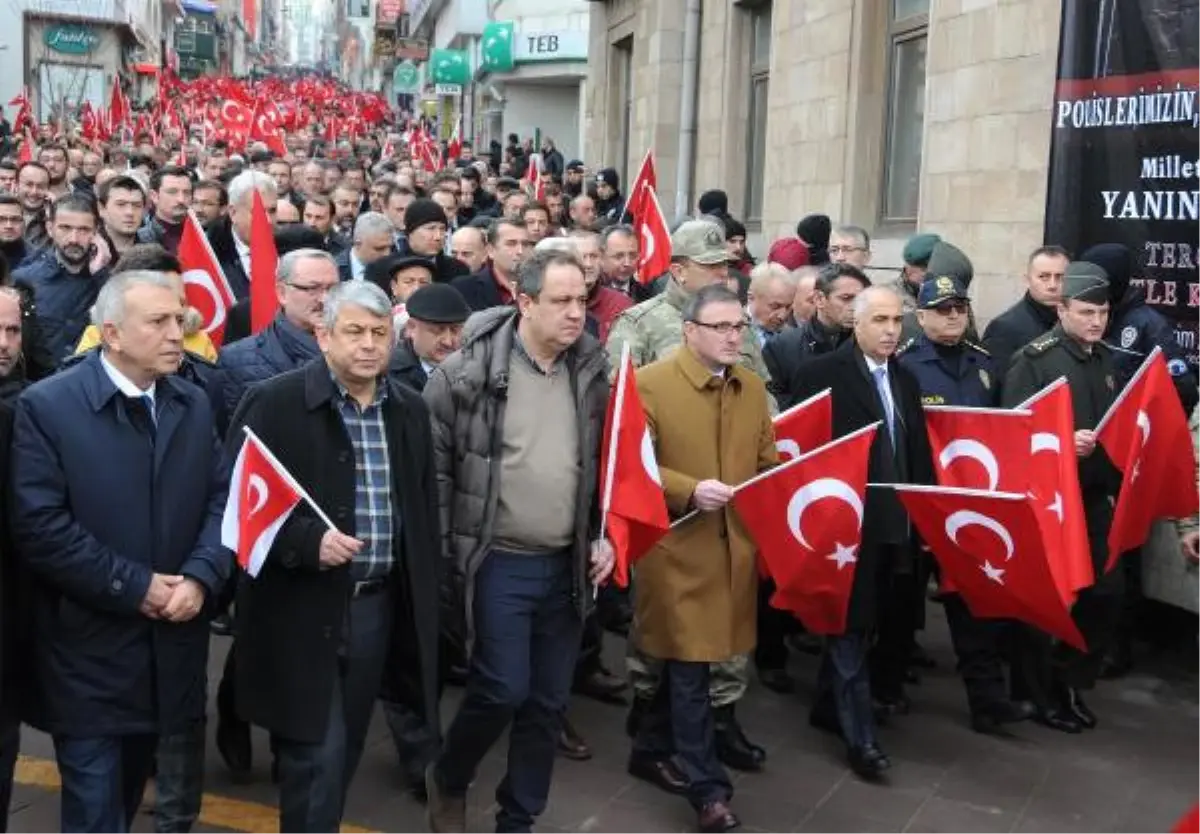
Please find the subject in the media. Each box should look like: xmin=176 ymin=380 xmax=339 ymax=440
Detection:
xmin=606 ymin=219 xmax=770 ymax=780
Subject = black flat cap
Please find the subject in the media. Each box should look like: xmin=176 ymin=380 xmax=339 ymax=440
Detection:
xmin=405 ymin=283 xmax=471 ymax=324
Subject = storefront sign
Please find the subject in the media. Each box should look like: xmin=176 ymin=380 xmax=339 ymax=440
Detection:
xmin=429 ymin=48 xmax=470 ymax=85
xmin=434 ymin=83 xmax=461 ymax=97
xmin=514 ymin=30 xmax=587 ymax=63
xmin=44 ymin=24 xmax=100 ymax=55
xmin=393 ymin=60 xmax=421 ymax=93
xmin=394 ymin=37 xmax=429 ymax=61
xmin=1045 ymin=0 xmax=1200 ymax=365
xmin=481 ymin=21 xmax=515 ymax=72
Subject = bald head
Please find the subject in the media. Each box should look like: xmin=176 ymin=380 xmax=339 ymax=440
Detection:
xmin=449 ymin=225 xmax=487 ymax=273
xmin=853 ymin=285 xmax=905 ymax=362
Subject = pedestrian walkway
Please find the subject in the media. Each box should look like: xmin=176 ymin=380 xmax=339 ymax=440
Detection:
xmin=9 ymin=609 xmax=1198 ymax=832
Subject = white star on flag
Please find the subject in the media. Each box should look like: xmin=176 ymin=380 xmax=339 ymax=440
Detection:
xmin=1047 ymin=491 xmax=1063 ymax=522
xmin=825 ymin=542 xmax=858 ymax=570
xmin=981 ymin=560 xmax=1006 ymax=584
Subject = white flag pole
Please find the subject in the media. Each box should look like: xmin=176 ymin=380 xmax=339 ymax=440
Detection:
xmin=242 ymin=426 xmax=338 ymax=532
xmin=595 ymin=344 xmax=631 ymax=598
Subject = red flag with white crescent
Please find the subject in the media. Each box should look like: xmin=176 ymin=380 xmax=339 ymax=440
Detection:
xmin=772 ymin=388 xmax=832 ymax=464
xmin=599 ymin=346 xmax=670 ymax=587
xmin=626 ymin=184 xmax=671 ymax=284
xmin=178 ymin=212 xmax=236 ymax=346
xmin=220 ymin=430 xmax=302 ymax=577
xmin=924 ymin=406 xmax=1033 ymax=493
xmin=895 ymin=485 xmax=1086 ymax=651
xmin=733 ymin=423 xmax=878 ymax=634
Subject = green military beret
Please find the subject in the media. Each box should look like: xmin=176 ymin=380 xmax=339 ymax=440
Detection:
xmin=924 ymin=240 xmax=974 ymax=288
xmin=1063 ymin=261 xmax=1110 ymax=304
xmin=902 ymin=233 xmax=942 ymax=267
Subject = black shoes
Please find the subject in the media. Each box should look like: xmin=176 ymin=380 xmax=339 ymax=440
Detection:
xmin=1060 ymin=686 xmax=1098 ymax=729
xmin=557 ymin=717 xmax=593 ymax=760
xmin=627 ymin=755 xmax=690 ymax=795
xmin=848 ymin=744 xmax=891 ymax=779
xmin=573 ymin=666 xmax=629 ymax=705
xmin=757 ymin=667 xmax=795 ymax=694
xmin=971 ymin=700 xmax=1037 ymax=735
xmin=714 ymin=706 xmax=766 ymax=772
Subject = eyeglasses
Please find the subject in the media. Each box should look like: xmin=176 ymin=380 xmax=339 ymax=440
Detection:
xmin=690 ymin=320 xmax=748 ymax=335
xmin=828 ymin=245 xmax=865 ymax=256
xmin=287 ymin=282 xmax=336 ymax=295
xmin=931 ymin=301 xmax=969 ymax=315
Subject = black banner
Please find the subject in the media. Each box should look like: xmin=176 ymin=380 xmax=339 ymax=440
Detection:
xmin=1045 ymin=0 xmax=1200 ymax=365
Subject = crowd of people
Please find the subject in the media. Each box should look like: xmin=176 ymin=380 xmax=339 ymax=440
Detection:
xmin=0 ymin=106 xmax=1194 ymax=834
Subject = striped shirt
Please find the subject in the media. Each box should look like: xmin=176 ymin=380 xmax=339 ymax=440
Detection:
xmin=333 ymin=375 xmax=395 ymax=580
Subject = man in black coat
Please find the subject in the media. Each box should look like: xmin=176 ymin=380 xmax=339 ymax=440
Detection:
xmin=226 ymin=281 xmax=441 ymax=832
xmin=786 ymin=286 xmax=934 ymax=780
xmin=451 ymin=217 xmax=531 ymax=311
xmin=982 ymin=245 xmax=1070 ymax=380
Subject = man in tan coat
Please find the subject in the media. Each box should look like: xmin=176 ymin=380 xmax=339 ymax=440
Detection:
xmin=630 ymin=283 xmax=777 ymax=833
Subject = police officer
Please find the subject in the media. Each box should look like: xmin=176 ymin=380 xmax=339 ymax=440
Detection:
xmin=1002 ymin=262 xmax=1124 ymax=732
xmin=606 ymin=219 xmax=769 ymax=782
xmin=897 ymin=272 xmax=1037 ymax=733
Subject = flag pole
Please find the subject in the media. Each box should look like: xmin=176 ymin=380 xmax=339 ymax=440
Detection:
xmin=595 ymin=343 xmax=631 ymax=597
xmin=242 ymin=426 xmax=338 ymax=532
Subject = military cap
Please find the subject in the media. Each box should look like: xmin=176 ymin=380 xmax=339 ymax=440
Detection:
xmin=671 ymin=219 xmax=730 ymax=265
xmin=924 ymin=240 xmax=974 ymax=288
xmin=902 ymin=233 xmax=942 ymax=266
xmin=1062 ymin=261 xmax=1110 ymax=304
xmin=405 ymin=283 xmax=471 ymax=324
xmin=918 ymin=274 xmax=970 ymax=309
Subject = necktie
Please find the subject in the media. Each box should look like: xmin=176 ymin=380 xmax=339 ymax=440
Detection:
xmin=872 ymin=366 xmax=895 ymax=443
xmin=128 ymin=394 xmax=156 ymax=441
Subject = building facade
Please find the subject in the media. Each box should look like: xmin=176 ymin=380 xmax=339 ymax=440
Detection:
xmin=585 ymin=0 xmax=1063 ymax=320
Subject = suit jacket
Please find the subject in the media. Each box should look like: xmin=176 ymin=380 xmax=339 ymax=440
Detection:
xmin=451 ymin=265 xmax=514 ymax=312
xmin=788 ymin=340 xmax=934 ymax=630
xmin=226 ymin=359 xmax=441 ymax=744
xmin=206 ymin=216 xmax=250 ymax=300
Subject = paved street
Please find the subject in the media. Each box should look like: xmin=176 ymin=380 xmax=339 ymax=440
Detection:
xmin=9 ymin=607 xmax=1198 ymax=833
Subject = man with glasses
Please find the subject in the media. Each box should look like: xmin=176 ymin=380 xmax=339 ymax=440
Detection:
xmin=896 ymin=268 xmax=1038 ymax=736
xmin=607 ymin=220 xmax=772 ymax=792
xmin=0 ymin=194 xmax=34 ymax=270
xmin=828 ymin=224 xmax=872 ymax=270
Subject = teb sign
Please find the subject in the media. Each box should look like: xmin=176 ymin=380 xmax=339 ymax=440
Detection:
xmin=44 ymin=24 xmax=100 ymax=55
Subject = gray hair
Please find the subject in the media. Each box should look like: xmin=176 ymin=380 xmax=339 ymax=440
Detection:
xmin=353 ymin=211 xmax=393 ymax=242
xmin=599 ymin=223 xmax=635 ymax=249
xmin=831 ymin=224 xmax=871 ymax=251
xmin=227 ymin=170 xmax=277 ymax=209
xmin=277 ymin=248 xmax=337 ymax=284
xmin=681 ymin=283 xmax=743 ymax=323
xmin=748 ymin=261 xmax=797 ymax=292
xmin=516 ymin=248 xmax=584 ymax=298
xmin=92 ymin=270 xmax=179 ymax=328
xmin=852 ymin=285 xmax=904 ymax=320
xmin=534 ymin=237 xmax=576 ymax=255
xmin=321 ymin=280 xmax=393 ymax=330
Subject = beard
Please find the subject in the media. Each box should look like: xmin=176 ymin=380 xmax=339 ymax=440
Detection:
xmin=58 ymin=244 xmax=88 ymax=266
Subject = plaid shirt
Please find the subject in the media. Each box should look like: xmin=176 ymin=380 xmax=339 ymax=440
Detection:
xmin=333 ymin=376 xmax=395 ymax=581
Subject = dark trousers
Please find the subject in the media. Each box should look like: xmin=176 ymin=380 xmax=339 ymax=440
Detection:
xmin=0 ymin=710 xmax=20 ymax=833
xmin=870 ymin=562 xmax=921 ymax=701
xmin=753 ymin=578 xmax=795 ymax=671
xmin=53 ymin=733 xmax=157 ymax=832
xmin=381 ymin=584 xmax=443 ymax=789
xmin=274 ymin=590 xmax=393 ymax=833
xmin=435 ymin=550 xmax=581 ymax=833
xmin=574 ymin=609 xmax=604 ymax=682
xmin=942 ymin=595 xmax=1007 ymax=715
xmin=631 ymin=659 xmax=731 ymax=809
xmin=153 ymin=719 xmax=206 ymax=833
xmin=817 ymin=632 xmax=876 ymax=750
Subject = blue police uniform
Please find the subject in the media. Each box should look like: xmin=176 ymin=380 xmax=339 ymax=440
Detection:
xmin=896 ymin=334 xmax=999 ymax=409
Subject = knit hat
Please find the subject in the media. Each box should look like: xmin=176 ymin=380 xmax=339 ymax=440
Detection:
xmin=1078 ymin=243 xmax=1133 ymax=303
xmin=596 ymin=167 xmax=620 ymax=190
xmin=404 ymin=198 xmax=448 ymax=236
xmin=767 ymin=237 xmax=811 ymax=271
xmin=795 ymin=214 xmax=831 ymax=250
xmin=698 ymin=189 xmax=729 ymax=216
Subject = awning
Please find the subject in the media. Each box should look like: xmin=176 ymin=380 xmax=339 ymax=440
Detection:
xmin=132 ymin=62 xmax=160 ymax=74
xmin=181 ymin=0 xmax=217 ymax=14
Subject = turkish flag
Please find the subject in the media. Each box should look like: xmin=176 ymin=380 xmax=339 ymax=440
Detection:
xmin=15 ymin=131 xmax=32 ymax=164
xmin=220 ymin=429 xmax=302 ymax=577
xmin=1171 ymin=804 xmax=1199 ymax=833
xmin=220 ymin=99 xmax=253 ymax=146
xmin=924 ymin=406 xmax=1032 ymax=492
xmin=447 ymin=117 xmax=462 ymax=161
xmin=599 ymin=346 xmax=670 ymax=587
xmin=1097 ymin=348 xmax=1200 ymax=568
xmin=250 ymin=104 xmax=287 ymax=156
xmin=734 ymin=422 xmax=878 ymax=634
xmin=109 ymin=77 xmax=129 ymax=129
xmin=772 ymin=388 xmax=832 ymax=464
xmin=895 ymin=485 xmax=1086 ymax=651
xmin=1019 ymin=377 xmax=1093 ymax=602
xmin=178 ymin=212 xmax=236 ymax=346
xmin=626 ymin=184 xmax=671 ymax=284
xmin=249 ymin=190 xmax=279 ymax=334
xmin=625 ymin=148 xmax=658 ymax=210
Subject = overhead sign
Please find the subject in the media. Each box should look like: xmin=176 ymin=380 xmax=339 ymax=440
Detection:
xmin=394 ymin=37 xmax=429 ymax=61
xmin=514 ymin=30 xmax=587 ymax=63
xmin=393 ymin=60 xmax=420 ymax=93
xmin=480 ymin=21 xmax=515 ymax=72
xmin=429 ymin=48 xmax=470 ymax=85
xmin=43 ymin=23 xmax=100 ymax=55
xmin=434 ymin=83 xmax=462 ymax=97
